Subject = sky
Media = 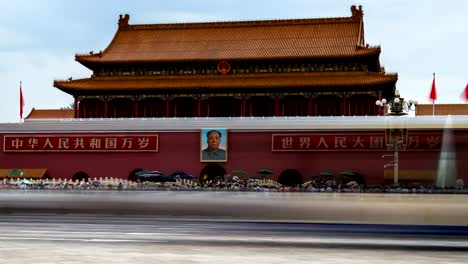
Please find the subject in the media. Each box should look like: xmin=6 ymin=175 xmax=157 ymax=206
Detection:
xmin=1 ymin=0 xmax=467 ymax=123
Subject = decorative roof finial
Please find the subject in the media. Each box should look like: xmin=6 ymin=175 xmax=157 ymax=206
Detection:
xmin=118 ymin=14 xmax=130 ymax=30
xmin=351 ymin=5 xmax=363 ymax=18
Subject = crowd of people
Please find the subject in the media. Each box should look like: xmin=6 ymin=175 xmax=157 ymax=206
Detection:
xmin=0 ymin=176 xmax=466 ymax=194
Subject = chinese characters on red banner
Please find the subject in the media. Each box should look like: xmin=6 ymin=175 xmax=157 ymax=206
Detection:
xmin=3 ymin=134 xmax=159 ymax=152
xmin=272 ymin=133 xmax=441 ymax=151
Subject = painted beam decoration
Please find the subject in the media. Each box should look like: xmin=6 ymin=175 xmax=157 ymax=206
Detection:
xmin=3 ymin=134 xmax=159 ymax=152
xmin=272 ymin=133 xmax=442 ymax=151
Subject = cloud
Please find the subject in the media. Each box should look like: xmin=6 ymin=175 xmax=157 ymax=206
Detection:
xmin=0 ymin=51 xmax=90 ymax=123
xmin=140 ymin=11 xmax=221 ymax=23
xmin=0 ymin=28 xmax=35 ymax=50
xmin=0 ymin=0 xmax=467 ymax=122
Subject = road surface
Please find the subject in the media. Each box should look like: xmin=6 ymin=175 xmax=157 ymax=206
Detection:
xmin=1 ymin=214 xmax=467 ymax=263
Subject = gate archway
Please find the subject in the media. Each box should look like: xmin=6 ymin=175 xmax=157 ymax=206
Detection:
xmin=72 ymin=171 xmax=90 ymax=182
xmin=199 ymin=164 xmax=226 ymax=182
xmin=278 ymin=169 xmax=303 ymax=186
xmin=128 ymin=168 xmax=143 ymax=182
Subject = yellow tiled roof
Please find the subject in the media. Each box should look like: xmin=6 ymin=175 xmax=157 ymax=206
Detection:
xmin=25 ymin=108 xmax=74 ymax=119
xmin=416 ymin=104 xmax=468 ymax=115
xmin=54 ymin=72 xmax=398 ymax=92
xmin=0 ymin=169 xmax=48 ymax=179
xmin=76 ymin=6 xmax=377 ymax=63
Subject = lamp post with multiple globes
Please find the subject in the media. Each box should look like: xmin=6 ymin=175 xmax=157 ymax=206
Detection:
xmin=375 ymin=90 xmax=418 ymax=185
xmin=375 ymin=90 xmax=418 ymax=116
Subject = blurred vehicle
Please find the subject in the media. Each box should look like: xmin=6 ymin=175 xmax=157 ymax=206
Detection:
xmin=337 ymin=171 xmax=366 ymax=187
xmin=169 ymin=171 xmax=195 ymax=180
xmin=136 ymin=171 xmax=175 ymax=183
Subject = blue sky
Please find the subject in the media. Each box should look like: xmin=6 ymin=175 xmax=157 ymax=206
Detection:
xmin=1 ymin=0 xmax=467 ymax=122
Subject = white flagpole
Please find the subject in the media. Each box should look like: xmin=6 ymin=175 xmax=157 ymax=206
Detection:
xmin=432 ymin=73 xmax=436 ymax=116
xmin=20 ymin=81 xmax=24 ymax=122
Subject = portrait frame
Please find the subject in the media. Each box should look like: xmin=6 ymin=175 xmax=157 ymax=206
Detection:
xmin=200 ymin=128 xmax=228 ymax=162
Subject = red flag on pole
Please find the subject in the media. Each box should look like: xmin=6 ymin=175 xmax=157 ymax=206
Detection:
xmin=429 ymin=73 xmax=437 ymax=102
xmin=464 ymin=83 xmax=468 ymax=102
xmin=429 ymin=73 xmax=436 ymax=115
xmin=20 ymin=81 xmax=25 ymax=119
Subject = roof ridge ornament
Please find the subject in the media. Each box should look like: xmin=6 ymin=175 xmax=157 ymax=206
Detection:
xmin=119 ymin=14 xmax=130 ymax=30
xmin=350 ymin=5 xmax=363 ymax=19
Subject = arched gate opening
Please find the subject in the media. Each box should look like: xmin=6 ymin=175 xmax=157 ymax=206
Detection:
xmin=278 ymin=169 xmax=304 ymax=186
xmin=199 ymin=164 xmax=226 ymax=182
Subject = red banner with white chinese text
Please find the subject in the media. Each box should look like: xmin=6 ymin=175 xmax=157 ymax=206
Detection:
xmin=3 ymin=134 xmax=159 ymax=152
xmin=272 ymin=133 xmax=442 ymax=151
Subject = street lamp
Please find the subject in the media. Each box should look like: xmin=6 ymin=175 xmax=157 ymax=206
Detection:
xmin=376 ymin=90 xmax=417 ymax=185
xmin=383 ymin=128 xmax=408 ymax=185
xmin=375 ymin=90 xmax=418 ymax=116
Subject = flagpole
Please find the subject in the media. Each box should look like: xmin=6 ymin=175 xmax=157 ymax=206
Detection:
xmin=19 ymin=81 xmax=24 ymax=122
xmin=431 ymin=73 xmax=436 ymax=116
xmin=432 ymin=73 xmax=435 ymax=116
xmin=432 ymin=100 xmax=435 ymax=116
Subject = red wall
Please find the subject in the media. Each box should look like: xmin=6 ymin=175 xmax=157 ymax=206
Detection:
xmin=1 ymin=130 xmax=467 ymax=185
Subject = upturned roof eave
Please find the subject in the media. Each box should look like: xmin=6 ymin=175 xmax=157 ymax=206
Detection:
xmin=53 ymin=72 xmax=397 ymax=94
xmin=74 ymin=48 xmax=381 ymax=66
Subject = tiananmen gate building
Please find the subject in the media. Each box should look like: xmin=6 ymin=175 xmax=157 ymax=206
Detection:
xmin=1 ymin=6 xmax=467 ymax=186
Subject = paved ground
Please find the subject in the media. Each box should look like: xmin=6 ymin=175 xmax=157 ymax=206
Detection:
xmin=1 ymin=214 xmax=468 ymax=264
xmin=3 ymin=191 xmax=468 ymax=225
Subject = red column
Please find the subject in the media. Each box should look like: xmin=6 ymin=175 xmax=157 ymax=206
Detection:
xmin=165 ymin=95 xmax=170 ymax=117
xmin=275 ymin=94 xmax=279 ymax=116
xmin=341 ymin=95 xmax=347 ymax=116
xmin=73 ymin=97 xmax=78 ymax=118
xmin=307 ymin=95 xmax=313 ymax=116
xmin=104 ymin=96 xmax=108 ymax=118
xmin=241 ymin=94 xmax=246 ymax=117
xmin=377 ymin=90 xmax=383 ymax=116
xmin=134 ymin=96 xmax=138 ymax=118
xmin=197 ymin=95 xmax=201 ymax=117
